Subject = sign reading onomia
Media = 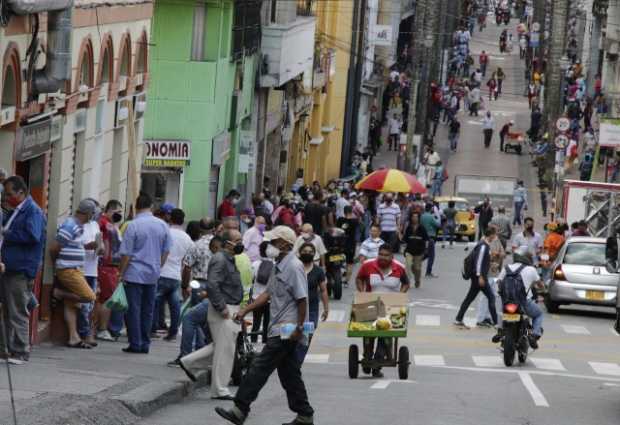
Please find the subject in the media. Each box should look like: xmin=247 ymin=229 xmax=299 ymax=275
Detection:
xmin=144 ymin=140 xmax=191 ymax=167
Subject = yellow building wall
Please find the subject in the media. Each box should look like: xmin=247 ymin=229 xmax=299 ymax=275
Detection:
xmin=303 ymin=0 xmax=353 ymax=185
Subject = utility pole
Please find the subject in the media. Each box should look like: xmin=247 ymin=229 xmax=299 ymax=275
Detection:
xmin=543 ymin=0 xmax=569 ymax=193
xmin=404 ymin=0 xmax=428 ymax=172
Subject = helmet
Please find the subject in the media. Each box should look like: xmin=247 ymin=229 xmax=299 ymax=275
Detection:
xmin=513 ymin=245 xmax=533 ymax=265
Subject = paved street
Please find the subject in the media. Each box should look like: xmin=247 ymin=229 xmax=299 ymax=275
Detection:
xmin=138 ymin=21 xmax=620 ymax=425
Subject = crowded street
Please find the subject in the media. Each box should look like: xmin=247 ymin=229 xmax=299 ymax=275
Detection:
xmin=1 ymin=1 xmax=620 ymax=425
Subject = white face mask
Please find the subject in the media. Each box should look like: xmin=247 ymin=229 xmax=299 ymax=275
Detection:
xmin=266 ymin=244 xmax=281 ymax=259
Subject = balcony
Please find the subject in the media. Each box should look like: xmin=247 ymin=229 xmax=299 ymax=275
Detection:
xmin=260 ymin=16 xmax=317 ymax=88
xmin=401 ymin=0 xmax=415 ymax=19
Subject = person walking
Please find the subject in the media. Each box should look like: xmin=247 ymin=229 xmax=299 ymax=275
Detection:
xmin=486 ymin=74 xmax=498 ymax=101
xmin=358 ymin=224 xmax=385 ymax=263
xmin=376 ymin=194 xmax=401 ymax=252
xmin=454 ymin=227 xmax=499 ymax=329
xmin=475 ymin=198 xmax=494 ymax=240
xmin=476 ymin=224 xmax=505 ymax=327
xmin=449 ymin=117 xmax=461 ymax=152
xmin=388 ymin=113 xmax=402 ymax=151
xmin=242 ymin=216 xmax=266 ymax=262
xmin=118 ymin=193 xmax=172 ymax=354
xmin=215 ymin=226 xmax=315 ymax=425
xmin=482 ymin=111 xmax=495 ymax=148
xmin=441 ymin=200 xmax=458 ymax=248
xmin=469 ymin=86 xmax=481 ymax=116
xmin=0 ymin=176 xmax=46 ymax=363
xmin=499 ymin=120 xmax=514 ymax=152
xmin=479 ymin=50 xmax=489 ymax=77
xmin=153 ymin=208 xmax=193 ymax=341
xmin=403 ymin=212 xmax=428 ymax=288
xmin=430 ymin=161 xmax=445 ymax=198
xmin=496 ymin=67 xmax=506 ymax=96
xmin=421 ymin=204 xmax=440 ymax=278
xmin=489 ymin=206 xmax=512 ymax=249
xmin=512 ymin=180 xmax=528 ymax=226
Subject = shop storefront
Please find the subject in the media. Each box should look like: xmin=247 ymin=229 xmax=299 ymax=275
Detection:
xmin=141 ymin=139 xmax=191 ymax=207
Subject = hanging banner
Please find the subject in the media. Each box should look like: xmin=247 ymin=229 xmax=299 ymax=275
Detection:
xmin=370 ymin=25 xmax=393 ymax=47
xmin=599 ymin=118 xmax=620 ymax=147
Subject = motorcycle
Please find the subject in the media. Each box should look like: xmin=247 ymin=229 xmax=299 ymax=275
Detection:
xmin=324 ymin=227 xmax=346 ymax=300
xmin=498 ymin=301 xmax=534 ymax=366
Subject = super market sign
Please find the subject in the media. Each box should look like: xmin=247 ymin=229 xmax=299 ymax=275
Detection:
xmin=144 ymin=140 xmax=191 ymax=167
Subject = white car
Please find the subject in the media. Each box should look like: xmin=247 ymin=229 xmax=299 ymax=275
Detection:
xmin=545 ymin=237 xmax=620 ymax=313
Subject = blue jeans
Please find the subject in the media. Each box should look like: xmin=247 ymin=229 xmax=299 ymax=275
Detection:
xmin=425 ymin=238 xmax=436 ymax=275
xmin=78 ymin=276 xmax=97 ymax=338
xmin=442 ymin=221 xmax=456 ymax=245
xmin=524 ymin=299 xmax=544 ymax=337
xmin=124 ymin=282 xmax=156 ymax=352
xmin=449 ymin=133 xmax=458 ymax=150
xmin=431 ymin=180 xmax=442 ymax=197
xmin=513 ymin=201 xmax=524 ymax=225
xmin=109 ymin=309 xmax=124 ymax=336
xmin=152 ymin=277 xmax=181 ymax=337
xmin=180 ymin=300 xmax=211 ymax=357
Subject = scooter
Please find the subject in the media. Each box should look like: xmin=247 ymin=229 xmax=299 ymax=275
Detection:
xmin=324 ymin=227 xmax=347 ymax=300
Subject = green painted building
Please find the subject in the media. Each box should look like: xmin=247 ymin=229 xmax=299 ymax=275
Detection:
xmin=143 ymin=0 xmax=258 ymax=219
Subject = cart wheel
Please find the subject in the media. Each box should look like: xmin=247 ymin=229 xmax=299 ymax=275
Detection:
xmin=348 ymin=344 xmax=359 ymax=379
xmin=398 ymin=346 xmax=410 ymax=380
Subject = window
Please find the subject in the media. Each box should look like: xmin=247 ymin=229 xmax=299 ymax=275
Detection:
xmin=563 ymin=243 xmax=606 ymax=266
xmin=232 ymin=0 xmax=261 ymax=61
xmin=101 ymin=48 xmax=111 ymax=83
xmin=191 ymin=3 xmax=206 ymax=61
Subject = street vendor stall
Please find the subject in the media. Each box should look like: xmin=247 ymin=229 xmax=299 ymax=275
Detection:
xmin=347 ymin=292 xmax=411 ymax=380
xmin=355 ymin=168 xmax=426 ymax=194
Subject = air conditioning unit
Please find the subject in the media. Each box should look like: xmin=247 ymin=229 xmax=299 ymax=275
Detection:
xmin=74 ymin=108 xmax=88 ymax=133
xmin=0 ymin=106 xmax=16 ymax=126
xmin=133 ymin=92 xmax=147 ymax=120
xmin=135 ymin=73 xmax=144 ymax=87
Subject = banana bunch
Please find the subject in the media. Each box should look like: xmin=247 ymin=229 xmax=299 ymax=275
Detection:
xmin=349 ymin=322 xmax=374 ymax=331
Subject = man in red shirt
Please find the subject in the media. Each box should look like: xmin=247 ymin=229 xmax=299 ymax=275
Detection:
xmin=479 ymin=50 xmax=489 ymax=77
xmin=218 ymin=190 xmax=240 ymax=220
xmin=356 ymin=244 xmax=410 ymax=377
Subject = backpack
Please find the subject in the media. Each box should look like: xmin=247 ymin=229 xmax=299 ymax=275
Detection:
xmin=255 ymin=260 xmax=274 ymax=286
xmin=498 ymin=264 xmax=528 ymax=307
xmin=462 ymin=243 xmax=482 ymax=280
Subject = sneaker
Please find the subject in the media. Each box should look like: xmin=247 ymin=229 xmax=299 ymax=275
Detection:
xmin=96 ymin=330 xmax=115 ymax=342
xmin=528 ymin=335 xmax=540 ymax=350
xmin=7 ymin=357 xmax=25 ymax=365
xmin=453 ymin=321 xmax=470 ymax=329
xmin=167 ymin=358 xmax=181 ymax=367
xmin=476 ymin=321 xmax=492 ymax=328
xmin=371 ymin=369 xmax=384 ymax=378
xmin=491 ymin=330 xmax=503 ymax=343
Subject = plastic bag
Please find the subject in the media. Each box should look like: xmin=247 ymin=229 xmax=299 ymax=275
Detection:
xmin=179 ymin=297 xmax=193 ymax=321
xmin=104 ymin=282 xmax=128 ymax=312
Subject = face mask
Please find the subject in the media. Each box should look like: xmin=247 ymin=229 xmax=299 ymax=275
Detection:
xmin=385 ymin=199 xmax=392 ymax=204
xmin=266 ymin=244 xmax=280 ymax=259
xmin=300 ymin=253 xmax=314 ymax=264
xmin=243 ymin=218 xmax=252 ymax=225
xmin=231 ymin=242 xmax=244 ymax=255
xmin=232 ymin=198 xmax=240 ymax=205
xmin=301 ymin=232 xmax=312 ymax=240
xmin=257 ymin=223 xmax=266 ymax=232
xmin=112 ymin=212 xmax=123 ymax=223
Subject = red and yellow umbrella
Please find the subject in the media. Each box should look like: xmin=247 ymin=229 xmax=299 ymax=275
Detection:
xmin=355 ymin=168 xmax=426 ymax=194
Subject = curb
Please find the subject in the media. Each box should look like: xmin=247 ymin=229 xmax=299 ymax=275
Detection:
xmin=113 ymin=370 xmax=210 ymax=417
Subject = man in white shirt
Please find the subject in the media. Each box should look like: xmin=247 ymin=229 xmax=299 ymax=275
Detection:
xmin=388 ymin=113 xmax=402 ymax=151
xmin=293 ymin=223 xmax=327 ymax=267
xmin=335 ymin=189 xmax=351 ymax=219
xmin=511 ymin=217 xmax=543 ymax=264
xmin=469 ymin=87 xmax=481 ymax=116
xmin=154 ymin=208 xmax=194 ymax=341
xmin=482 ymin=110 xmax=495 ymax=148
xmin=78 ymin=202 xmax=104 ymax=346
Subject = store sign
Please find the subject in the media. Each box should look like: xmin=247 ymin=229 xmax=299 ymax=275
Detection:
xmin=144 ymin=140 xmax=191 ymax=167
xmin=15 ymin=118 xmax=53 ymax=161
xmin=599 ymin=118 xmax=620 ymax=147
xmin=370 ymin=25 xmax=393 ymax=46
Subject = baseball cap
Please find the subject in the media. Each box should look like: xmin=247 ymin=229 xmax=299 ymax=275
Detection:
xmin=77 ymin=199 xmax=96 ymax=216
xmin=263 ymin=226 xmax=297 ymax=245
xmin=160 ymin=202 xmax=175 ymax=214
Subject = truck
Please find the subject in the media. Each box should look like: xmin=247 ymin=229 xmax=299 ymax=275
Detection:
xmin=454 ymin=174 xmax=518 ymax=209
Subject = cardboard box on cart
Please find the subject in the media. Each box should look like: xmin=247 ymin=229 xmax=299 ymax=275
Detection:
xmin=352 ymin=292 xmax=409 ymax=320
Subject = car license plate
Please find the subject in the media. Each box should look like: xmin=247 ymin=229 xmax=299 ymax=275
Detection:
xmin=503 ymin=314 xmax=520 ymax=322
xmin=329 ymin=254 xmax=345 ymax=262
xmin=585 ymin=290 xmax=605 ymax=301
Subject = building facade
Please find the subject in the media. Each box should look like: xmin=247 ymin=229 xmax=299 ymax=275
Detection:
xmin=0 ymin=0 xmax=152 ymax=340
xmin=145 ymin=0 xmax=258 ymax=219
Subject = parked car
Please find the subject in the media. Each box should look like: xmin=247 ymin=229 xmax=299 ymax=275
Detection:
xmin=545 ymin=237 xmax=619 ymax=313
xmin=435 ymin=196 xmax=476 ymax=242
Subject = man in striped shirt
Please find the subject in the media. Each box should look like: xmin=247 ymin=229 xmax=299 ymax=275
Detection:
xmin=50 ymin=199 xmax=97 ymax=348
xmin=377 ymin=194 xmax=401 ymax=252
xmin=358 ymin=224 xmax=385 ymax=263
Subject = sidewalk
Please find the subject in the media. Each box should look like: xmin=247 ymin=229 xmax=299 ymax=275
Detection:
xmin=0 ymin=338 xmax=208 ymax=425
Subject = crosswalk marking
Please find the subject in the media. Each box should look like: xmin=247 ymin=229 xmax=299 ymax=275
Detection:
xmin=561 ymin=325 xmax=591 ymax=335
xmin=305 ymin=354 xmax=330 ymax=364
xmin=370 ymin=380 xmax=392 ymax=390
xmin=530 ymin=358 xmax=566 ymax=371
xmin=589 ymin=362 xmax=620 ymax=377
xmin=472 ymin=356 xmax=504 ymax=368
xmin=414 ymin=355 xmax=446 ymax=366
xmin=415 ymin=315 xmax=440 ymax=327
xmin=326 ymin=310 xmax=346 ymax=323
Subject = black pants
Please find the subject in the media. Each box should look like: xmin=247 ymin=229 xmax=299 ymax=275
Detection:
xmin=483 ymin=129 xmax=493 ymax=148
xmin=363 ymin=337 xmax=390 ymax=372
xmin=381 ymin=231 xmax=399 ymax=253
xmin=499 ymin=133 xmax=505 ymax=151
xmin=235 ymin=337 xmax=314 ymax=418
xmin=251 ymin=303 xmax=270 ymax=343
xmin=456 ymin=278 xmax=498 ymax=324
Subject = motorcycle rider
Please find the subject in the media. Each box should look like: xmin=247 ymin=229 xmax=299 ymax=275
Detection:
xmin=492 ymin=246 xmax=545 ymax=349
